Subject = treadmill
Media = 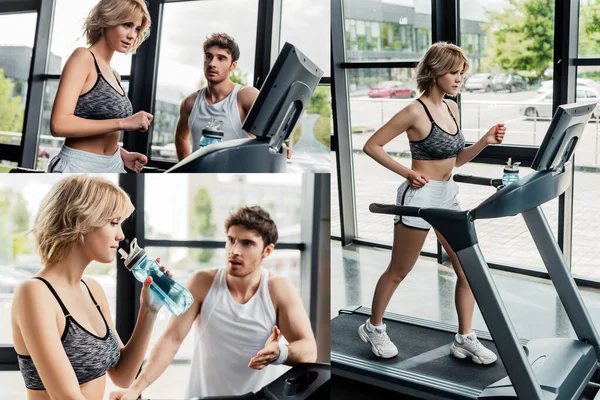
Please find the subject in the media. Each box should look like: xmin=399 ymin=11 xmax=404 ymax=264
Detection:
xmin=331 ymin=102 xmax=600 ymax=400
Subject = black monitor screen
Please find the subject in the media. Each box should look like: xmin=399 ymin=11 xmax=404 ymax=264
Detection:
xmin=242 ymin=42 xmax=324 ymax=151
xmin=531 ymin=102 xmax=596 ymax=172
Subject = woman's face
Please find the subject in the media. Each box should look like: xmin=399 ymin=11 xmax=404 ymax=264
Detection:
xmin=104 ymin=16 xmax=143 ymax=53
xmin=82 ymin=218 xmax=125 ymax=263
xmin=437 ymin=68 xmax=464 ymax=96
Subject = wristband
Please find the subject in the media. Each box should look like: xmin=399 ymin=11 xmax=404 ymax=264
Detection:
xmin=273 ymin=342 xmax=288 ymax=365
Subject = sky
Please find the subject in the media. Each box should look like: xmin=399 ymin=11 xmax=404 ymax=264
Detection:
xmin=0 ymin=0 xmax=330 ymax=100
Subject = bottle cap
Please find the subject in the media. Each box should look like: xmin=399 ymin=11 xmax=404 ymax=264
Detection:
xmin=504 ymin=158 xmax=521 ymax=173
xmin=201 ymin=128 xmax=224 ymax=139
xmin=118 ymin=238 xmax=146 ymax=271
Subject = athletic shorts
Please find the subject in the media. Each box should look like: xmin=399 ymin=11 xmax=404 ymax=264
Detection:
xmin=394 ymin=179 xmax=461 ymax=230
xmin=48 ymin=145 xmax=126 ymax=173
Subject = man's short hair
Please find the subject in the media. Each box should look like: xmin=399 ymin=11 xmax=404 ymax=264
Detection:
xmin=203 ymin=33 xmax=240 ymax=63
xmin=224 ymin=206 xmax=278 ymax=247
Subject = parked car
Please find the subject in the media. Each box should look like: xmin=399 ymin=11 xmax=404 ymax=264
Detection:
xmin=537 ymin=78 xmax=600 ymax=94
xmin=492 ymin=74 xmax=528 ymax=92
xmin=464 ymin=73 xmax=494 ymax=92
xmin=520 ymin=86 xmax=600 ymax=119
xmin=368 ymin=81 xmax=416 ymax=99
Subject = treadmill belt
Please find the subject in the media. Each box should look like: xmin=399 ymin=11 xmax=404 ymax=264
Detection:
xmin=332 ymin=312 xmax=509 ymax=391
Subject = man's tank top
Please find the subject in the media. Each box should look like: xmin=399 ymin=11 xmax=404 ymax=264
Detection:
xmin=188 ymin=83 xmax=248 ymax=152
xmin=185 ymin=268 xmax=286 ymax=398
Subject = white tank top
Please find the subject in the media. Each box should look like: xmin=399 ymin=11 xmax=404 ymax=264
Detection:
xmin=188 ymin=83 xmax=248 ymax=151
xmin=185 ymin=268 xmax=286 ymax=398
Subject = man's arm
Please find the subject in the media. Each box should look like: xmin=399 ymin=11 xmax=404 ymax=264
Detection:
xmin=175 ymin=93 xmax=197 ymax=161
xmin=238 ymin=86 xmax=260 ymax=139
xmin=110 ymin=270 xmax=216 ymax=399
xmin=269 ymin=276 xmax=317 ymax=365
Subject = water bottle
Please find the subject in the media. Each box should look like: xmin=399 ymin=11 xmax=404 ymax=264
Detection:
xmin=502 ymin=157 xmax=521 ymax=187
xmin=118 ymin=239 xmax=194 ymax=316
xmin=199 ymin=118 xmax=224 ymax=149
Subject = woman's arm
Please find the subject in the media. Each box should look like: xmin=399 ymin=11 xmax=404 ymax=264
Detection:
xmin=50 ymin=48 xmax=151 ymax=138
xmin=13 ymin=280 xmax=87 ymax=400
xmin=83 ymin=277 xmax=158 ymax=388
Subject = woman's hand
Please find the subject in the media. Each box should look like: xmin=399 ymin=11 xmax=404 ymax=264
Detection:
xmin=139 ymin=258 xmax=174 ymax=314
xmin=484 ymin=123 xmax=506 ymax=145
xmin=407 ymin=170 xmax=429 ymax=189
xmin=123 ymin=111 xmax=154 ymax=132
xmin=109 ymin=388 xmax=141 ymax=400
xmin=122 ymin=151 xmax=147 ymax=174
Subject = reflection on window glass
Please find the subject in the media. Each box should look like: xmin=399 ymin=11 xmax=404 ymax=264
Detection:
xmin=0 ymin=13 xmax=37 ymax=144
xmin=578 ymin=1 xmax=600 ymax=58
xmin=152 ymin=0 xmax=258 ymax=162
xmin=280 ymin=0 xmax=330 ymax=76
xmin=0 ymin=174 xmax=119 ymax=347
xmin=460 ymin=0 xmax=554 ymax=146
xmin=144 ymin=174 xmax=303 ymax=242
xmin=36 ymin=80 xmax=129 ymax=171
xmin=343 ymin=0 xmax=431 ymax=61
xmin=48 ymin=0 xmax=132 ymax=75
xmin=331 ymin=152 xmax=341 ymax=237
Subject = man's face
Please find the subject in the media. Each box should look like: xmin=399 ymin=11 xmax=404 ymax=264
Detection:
xmin=225 ymin=225 xmax=273 ymax=278
xmin=204 ymin=46 xmax=237 ymax=84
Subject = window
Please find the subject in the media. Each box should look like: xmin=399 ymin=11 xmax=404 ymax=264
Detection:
xmin=0 ymin=12 xmax=38 ymax=149
xmin=152 ymin=0 xmax=259 ymax=162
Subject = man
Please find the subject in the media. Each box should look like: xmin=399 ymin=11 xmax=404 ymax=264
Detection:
xmin=110 ymin=206 xmax=317 ymax=399
xmin=174 ymin=33 xmax=259 ymax=161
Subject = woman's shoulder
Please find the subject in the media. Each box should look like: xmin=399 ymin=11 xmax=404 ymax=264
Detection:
xmin=64 ymin=47 xmax=95 ymax=69
xmin=12 ymin=278 xmax=56 ymax=312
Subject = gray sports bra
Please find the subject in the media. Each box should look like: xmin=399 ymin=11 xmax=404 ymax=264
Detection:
xmin=410 ymin=98 xmax=465 ymax=160
xmin=73 ymin=51 xmax=133 ymax=120
xmin=17 ymin=277 xmax=120 ymax=390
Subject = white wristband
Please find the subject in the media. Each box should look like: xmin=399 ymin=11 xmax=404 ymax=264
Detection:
xmin=273 ymin=342 xmax=288 ymax=365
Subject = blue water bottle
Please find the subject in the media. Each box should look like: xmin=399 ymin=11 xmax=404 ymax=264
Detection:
xmin=199 ymin=118 xmax=224 ymax=149
xmin=502 ymin=158 xmax=521 ymax=187
xmin=119 ymin=239 xmax=194 ymax=316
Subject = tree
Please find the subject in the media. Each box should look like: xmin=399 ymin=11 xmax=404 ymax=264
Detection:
xmin=190 ymin=188 xmax=216 ymax=264
xmin=0 ymin=68 xmax=25 ymax=133
xmin=579 ymin=1 xmax=600 ymax=57
xmin=483 ymin=0 xmax=554 ymax=80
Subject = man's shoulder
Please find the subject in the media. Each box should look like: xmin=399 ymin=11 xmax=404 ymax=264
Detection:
xmin=181 ymin=90 xmax=201 ymax=113
xmin=237 ymin=85 xmax=259 ymax=106
xmin=267 ymin=274 xmax=295 ymax=298
xmin=187 ymin=268 xmax=219 ymax=299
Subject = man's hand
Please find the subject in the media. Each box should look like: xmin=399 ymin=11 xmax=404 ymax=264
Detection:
xmin=248 ymin=326 xmax=281 ymax=370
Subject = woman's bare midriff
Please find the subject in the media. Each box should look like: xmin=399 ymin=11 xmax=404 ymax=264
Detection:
xmin=27 ymin=375 xmax=105 ymax=400
xmin=411 ymin=158 xmax=456 ymax=181
xmin=65 ymin=131 xmax=121 ymax=155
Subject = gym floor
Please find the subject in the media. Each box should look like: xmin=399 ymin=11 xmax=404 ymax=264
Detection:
xmin=331 ymin=241 xmax=600 ymax=399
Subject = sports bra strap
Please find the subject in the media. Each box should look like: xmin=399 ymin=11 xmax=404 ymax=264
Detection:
xmin=81 ymin=280 xmax=100 ymax=308
xmin=89 ymin=51 xmax=102 ymax=74
xmin=31 ymin=277 xmax=70 ymax=316
xmin=443 ymin=100 xmax=458 ymax=123
xmin=415 ymin=98 xmax=434 ymax=122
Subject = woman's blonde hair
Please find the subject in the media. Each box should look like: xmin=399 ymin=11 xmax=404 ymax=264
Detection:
xmin=416 ymin=42 xmax=470 ymax=93
xmin=84 ymin=0 xmax=151 ymax=53
xmin=33 ymin=176 xmax=134 ymax=267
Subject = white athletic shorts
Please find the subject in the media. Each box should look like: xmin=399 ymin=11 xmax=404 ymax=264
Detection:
xmin=48 ymin=145 xmax=126 ymax=173
xmin=394 ymin=179 xmax=461 ymax=230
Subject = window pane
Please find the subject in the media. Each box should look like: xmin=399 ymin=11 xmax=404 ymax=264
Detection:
xmin=144 ymin=174 xmax=303 ymax=242
xmin=49 ymin=0 xmax=132 ymax=75
xmin=332 ymin=152 xmax=341 ymax=237
xmin=36 ymin=80 xmax=129 ymax=171
xmin=0 ymin=13 xmax=38 ymax=145
xmin=578 ymin=1 xmax=600 ymax=58
xmin=280 ymin=0 xmax=330 ymax=76
xmin=0 ymin=174 xmax=119 ymax=348
xmin=152 ymin=0 xmax=258 ymax=162
xmin=343 ymin=0 xmax=431 ymax=62
xmin=460 ymin=1 xmax=554 ymax=146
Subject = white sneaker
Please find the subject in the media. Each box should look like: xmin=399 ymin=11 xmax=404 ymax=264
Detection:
xmin=358 ymin=319 xmax=398 ymax=358
xmin=450 ymin=332 xmax=498 ymax=365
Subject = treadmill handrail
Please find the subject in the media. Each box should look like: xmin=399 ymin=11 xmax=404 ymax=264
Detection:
xmin=453 ymin=173 xmax=503 ymax=188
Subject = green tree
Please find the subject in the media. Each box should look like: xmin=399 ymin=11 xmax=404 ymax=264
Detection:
xmin=0 ymin=68 xmax=25 ymax=133
xmin=579 ymin=1 xmax=600 ymax=57
xmin=483 ymin=0 xmax=554 ymax=80
xmin=190 ymin=188 xmax=216 ymax=264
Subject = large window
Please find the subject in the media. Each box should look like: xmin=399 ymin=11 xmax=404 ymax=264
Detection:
xmin=0 ymin=12 xmax=37 ymax=167
xmin=152 ymin=0 xmax=259 ymax=162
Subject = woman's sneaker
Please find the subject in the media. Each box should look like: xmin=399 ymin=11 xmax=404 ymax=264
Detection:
xmin=358 ymin=318 xmax=398 ymax=358
xmin=450 ymin=332 xmax=497 ymax=365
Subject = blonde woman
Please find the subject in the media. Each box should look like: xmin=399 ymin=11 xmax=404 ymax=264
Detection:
xmin=11 ymin=176 xmax=170 ymax=399
xmin=359 ymin=42 xmax=506 ymax=364
xmin=49 ymin=0 xmax=152 ymax=173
